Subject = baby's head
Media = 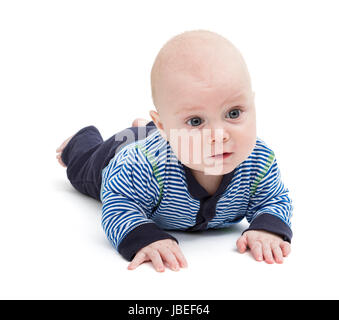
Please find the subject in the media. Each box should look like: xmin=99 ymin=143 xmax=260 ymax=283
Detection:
xmin=149 ymin=30 xmax=256 ymax=175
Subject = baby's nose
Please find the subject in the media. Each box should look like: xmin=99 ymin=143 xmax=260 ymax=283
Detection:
xmin=207 ymin=128 xmax=230 ymax=144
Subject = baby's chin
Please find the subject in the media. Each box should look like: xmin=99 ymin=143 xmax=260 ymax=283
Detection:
xmin=183 ymin=161 xmax=237 ymax=176
xmin=200 ymin=165 xmax=236 ymax=176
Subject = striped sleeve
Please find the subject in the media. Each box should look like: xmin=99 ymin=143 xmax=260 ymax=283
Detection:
xmin=100 ymin=145 xmax=178 ymax=261
xmin=244 ymin=149 xmax=293 ymax=242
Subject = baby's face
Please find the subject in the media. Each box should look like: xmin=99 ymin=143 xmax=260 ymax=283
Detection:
xmin=150 ymin=33 xmax=257 ymax=176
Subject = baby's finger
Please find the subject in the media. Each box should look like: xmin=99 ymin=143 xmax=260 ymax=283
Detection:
xmin=128 ymin=251 xmax=148 ymax=270
xmin=148 ymin=250 xmax=165 ymax=272
xmin=236 ymin=235 xmax=248 ymax=253
xmin=262 ymin=242 xmax=274 ymax=264
xmin=249 ymin=241 xmax=263 ymax=261
xmin=170 ymin=245 xmax=188 ymax=268
xmin=272 ymin=245 xmax=284 ymax=264
xmin=159 ymin=248 xmax=180 ymax=271
xmin=280 ymin=242 xmax=291 ymax=257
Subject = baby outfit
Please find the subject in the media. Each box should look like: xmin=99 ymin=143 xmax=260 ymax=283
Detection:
xmin=61 ymin=121 xmax=293 ymax=261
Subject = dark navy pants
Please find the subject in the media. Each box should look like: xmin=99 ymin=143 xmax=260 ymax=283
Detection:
xmin=61 ymin=121 xmax=157 ymax=201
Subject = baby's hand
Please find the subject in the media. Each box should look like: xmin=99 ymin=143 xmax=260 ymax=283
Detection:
xmin=127 ymin=239 xmax=188 ymax=272
xmin=236 ymin=230 xmax=291 ymax=264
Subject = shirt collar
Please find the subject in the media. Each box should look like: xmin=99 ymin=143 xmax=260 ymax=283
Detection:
xmin=181 ymin=163 xmax=235 ymax=200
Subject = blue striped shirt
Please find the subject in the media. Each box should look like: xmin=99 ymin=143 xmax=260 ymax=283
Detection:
xmin=100 ymin=128 xmax=293 ymax=261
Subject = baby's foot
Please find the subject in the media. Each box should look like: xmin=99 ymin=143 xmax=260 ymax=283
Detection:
xmin=56 ymin=135 xmax=74 ymax=168
xmin=132 ymin=118 xmax=150 ymax=127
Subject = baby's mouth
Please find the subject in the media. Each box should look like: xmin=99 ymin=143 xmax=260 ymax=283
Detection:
xmin=210 ymin=152 xmax=233 ymax=160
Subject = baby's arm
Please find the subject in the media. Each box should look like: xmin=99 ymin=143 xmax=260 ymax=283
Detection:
xmin=101 ymin=145 xmax=187 ymax=271
xmin=238 ymin=149 xmax=293 ymax=263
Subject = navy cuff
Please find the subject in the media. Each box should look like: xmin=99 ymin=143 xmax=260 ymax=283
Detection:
xmin=118 ymin=223 xmax=179 ymax=261
xmin=242 ymin=213 xmax=293 ymax=243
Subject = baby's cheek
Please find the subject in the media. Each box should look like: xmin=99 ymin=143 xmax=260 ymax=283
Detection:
xmin=168 ymin=134 xmax=191 ymax=164
xmin=171 ymin=133 xmax=206 ymax=167
xmin=237 ymin=127 xmax=257 ymax=159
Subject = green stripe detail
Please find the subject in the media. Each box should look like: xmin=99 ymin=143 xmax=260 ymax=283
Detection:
xmin=250 ymin=151 xmax=275 ymax=196
xmin=135 ymin=144 xmax=163 ymax=207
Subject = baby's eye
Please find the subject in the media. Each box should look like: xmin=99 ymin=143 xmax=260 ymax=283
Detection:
xmin=186 ymin=117 xmax=203 ymax=127
xmin=226 ymin=109 xmax=241 ymax=119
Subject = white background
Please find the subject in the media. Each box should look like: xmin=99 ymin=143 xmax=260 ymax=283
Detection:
xmin=1 ymin=0 xmax=338 ymax=299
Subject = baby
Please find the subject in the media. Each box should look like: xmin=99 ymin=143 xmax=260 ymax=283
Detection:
xmin=56 ymin=30 xmax=293 ymax=272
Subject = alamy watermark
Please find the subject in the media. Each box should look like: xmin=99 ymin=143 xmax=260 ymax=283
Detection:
xmin=114 ymin=126 xmax=230 ymax=175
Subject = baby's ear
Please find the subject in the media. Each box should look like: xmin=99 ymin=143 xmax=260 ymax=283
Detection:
xmin=149 ymin=110 xmax=163 ymax=130
xmin=149 ymin=110 xmax=168 ymax=141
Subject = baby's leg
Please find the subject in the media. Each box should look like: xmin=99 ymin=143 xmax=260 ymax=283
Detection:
xmin=56 ymin=125 xmax=105 ymax=201
xmin=56 ymin=121 xmax=156 ymax=201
